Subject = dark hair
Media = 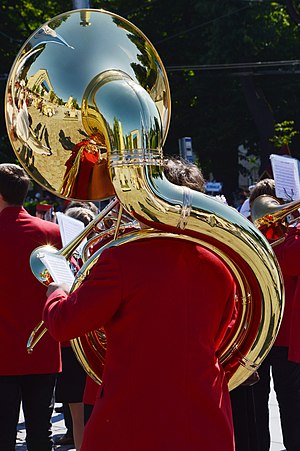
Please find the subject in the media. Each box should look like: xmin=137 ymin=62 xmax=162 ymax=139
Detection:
xmin=249 ymin=179 xmax=276 ymax=207
xmin=65 ymin=206 xmax=96 ymax=226
xmin=64 ymin=201 xmax=99 ymax=215
xmin=0 ymin=163 xmax=30 ymax=205
xmin=163 ymin=157 xmax=205 ymax=193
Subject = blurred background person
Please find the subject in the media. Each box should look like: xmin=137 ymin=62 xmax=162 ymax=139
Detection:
xmin=0 ymin=163 xmax=62 ymax=451
xmin=54 ymin=203 xmax=98 ymax=451
xmin=250 ymin=178 xmax=300 ymax=451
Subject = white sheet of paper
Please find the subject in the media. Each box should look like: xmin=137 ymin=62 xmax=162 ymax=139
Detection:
xmin=56 ymin=211 xmax=86 ymax=253
xmin=39 ymin=253 xmax=75 ymax=291
xmin=270 ymin=154 xmax=300 ymax=201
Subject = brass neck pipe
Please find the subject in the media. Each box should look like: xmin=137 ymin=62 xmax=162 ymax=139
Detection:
xmin=59 ymin=197 xmax=118 ymax=260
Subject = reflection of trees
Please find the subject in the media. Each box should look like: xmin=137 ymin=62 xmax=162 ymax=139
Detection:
xmin=131 ymin=62 xmax=157 ymax=93
xmin=149 ymin=117 xmax=162 ymax=148
xmin=130 ymin=37 xmax=158 ymax=92
xmin=48 ymin=17 xmax=69 ymax=31
xmin=71 ymin=98 xmax=79 ymax=110
xmin=110 ymin=112 xmax=161 ymax=152
xmin=112 ymin=17 xmax=158 ymax=93
xmin=112 ymin=117 xmax=124 ymax=150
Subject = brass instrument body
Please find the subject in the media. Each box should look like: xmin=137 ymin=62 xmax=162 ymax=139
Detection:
xmin=5 ymin=9 xmax=170 ymax=201
xmin=30 ymin=244 xmax=57 ymax=285
xmin=5 ymin=9 xmax=284 ymax=390
xmin=252 ymin=194 xmax=300 ymax=228
xmin=252 ymin=194 xmax=300 ymax=244
xmin=81 ymin=221 xmax=140 ymax=264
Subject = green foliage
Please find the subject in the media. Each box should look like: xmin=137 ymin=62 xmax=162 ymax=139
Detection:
xmin=270 ymin=120 xmax=299 ymax=148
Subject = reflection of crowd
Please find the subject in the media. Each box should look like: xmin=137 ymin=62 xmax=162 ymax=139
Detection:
xmin=7 ymin=85 xmax=45 ymax=153
xmin=16 ymin=95 xmax=31 ymax=142
xmin=6 ymin=87 xmax=31 ymax=143
xmin=6 ymin=81 xmax=56 ymax=156
xmin=35 ymin=98 xmax=56 ymax=117
xmin=6 ymin=90 xmax=17 ymax=141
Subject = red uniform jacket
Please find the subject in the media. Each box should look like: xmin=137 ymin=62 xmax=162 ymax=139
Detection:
xmin=274 ymin=225 xmax=300 ymax=362
xmin=43 ymin=238 xmax=236 ymax=451
xmin=0 ymin=206 xmax=62 ymax=375
xmin=83 ymin=375 xmax=100 ymax=405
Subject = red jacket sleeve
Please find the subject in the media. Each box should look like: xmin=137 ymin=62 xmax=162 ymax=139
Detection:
xmin=43 ymin=247 xmax=122 ymax=342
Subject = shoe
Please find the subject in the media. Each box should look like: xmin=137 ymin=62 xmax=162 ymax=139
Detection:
xmin=53 ymin=434 xmax=74 ymax=445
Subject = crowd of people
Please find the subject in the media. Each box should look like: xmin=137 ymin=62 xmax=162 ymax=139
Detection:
xmin=0 ymin=158 xmax=297 ymax=451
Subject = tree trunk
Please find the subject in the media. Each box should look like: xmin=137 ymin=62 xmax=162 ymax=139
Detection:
xmin=286 ymin=0 xmax=300 ymax=25
xmin=240 ymin=76 xmax=276 ymax=175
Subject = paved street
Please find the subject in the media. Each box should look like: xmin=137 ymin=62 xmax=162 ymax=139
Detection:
xmin=15 ymin=382 xmax=285 ymax=450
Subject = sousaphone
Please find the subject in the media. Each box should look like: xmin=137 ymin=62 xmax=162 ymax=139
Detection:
xmin=5 ymin=8 xmax=284 ymax=390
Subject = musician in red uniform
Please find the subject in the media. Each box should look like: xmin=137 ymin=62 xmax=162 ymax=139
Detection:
xmin=250 ymin=178 xmax=300 ymax=451
xmin=44 ymin=239 xmax=236 ymax=451
xmin=43 ymin=158 xmax=236 ymax=451
xmin=43 ymin=158 xmax=235 ymax=451
xmin=0 ymin=163 xmax=62 ymax=451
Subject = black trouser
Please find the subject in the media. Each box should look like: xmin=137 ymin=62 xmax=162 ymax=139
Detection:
xmin=230 ymin=385 xmax=258 ymax=451
xmin=84 ymin=403 xmax=94 ymax=425
xmin=252 ymin=346 xmax=300 ymax=451
xmin=0 ymin=373 xmax=57 ymax=451
xmin=63 ymin=402 xmax=73 ymax=436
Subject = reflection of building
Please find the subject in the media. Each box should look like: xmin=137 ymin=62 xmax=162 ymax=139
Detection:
xmin=126 ymin=129 xmax=139 ymax=149
xmin=113 ymin=120 xmax=125 ymax=150
xmin=27 ymin=69 xmax=54 ymax=96
xmin=65 ymin=96 xmax=74 ymax=109
xmin=113 ymin=120 xmax=140 ymax=151
xmin=80 ymin=11 xmax=91 ymax=26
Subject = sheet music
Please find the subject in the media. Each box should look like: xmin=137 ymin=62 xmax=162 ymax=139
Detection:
xmin=56 ymin=211 xmax=86 ymax=253
xmin=270 ymin=154 xmax=300 ymax=201
xmin=39 ymin=253 xmax=75 ymax=291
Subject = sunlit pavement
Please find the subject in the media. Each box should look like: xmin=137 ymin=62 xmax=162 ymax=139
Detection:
xmin=270 ymin=380 xmax=285 ymax=451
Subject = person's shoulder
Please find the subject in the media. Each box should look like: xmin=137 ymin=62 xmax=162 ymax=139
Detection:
xmin=103 ymin=236 xmax=215 ymax=261
xmin=28 ymin=215 xmax=60 ymax=233
xmin=273 ymin=226 xmax=300 ymax=263
xmin=98 ymin=235 xmax=166 ymax=260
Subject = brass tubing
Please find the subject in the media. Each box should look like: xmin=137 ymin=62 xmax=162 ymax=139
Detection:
xmin=26 ymin=198 xmax=119 ymax=353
